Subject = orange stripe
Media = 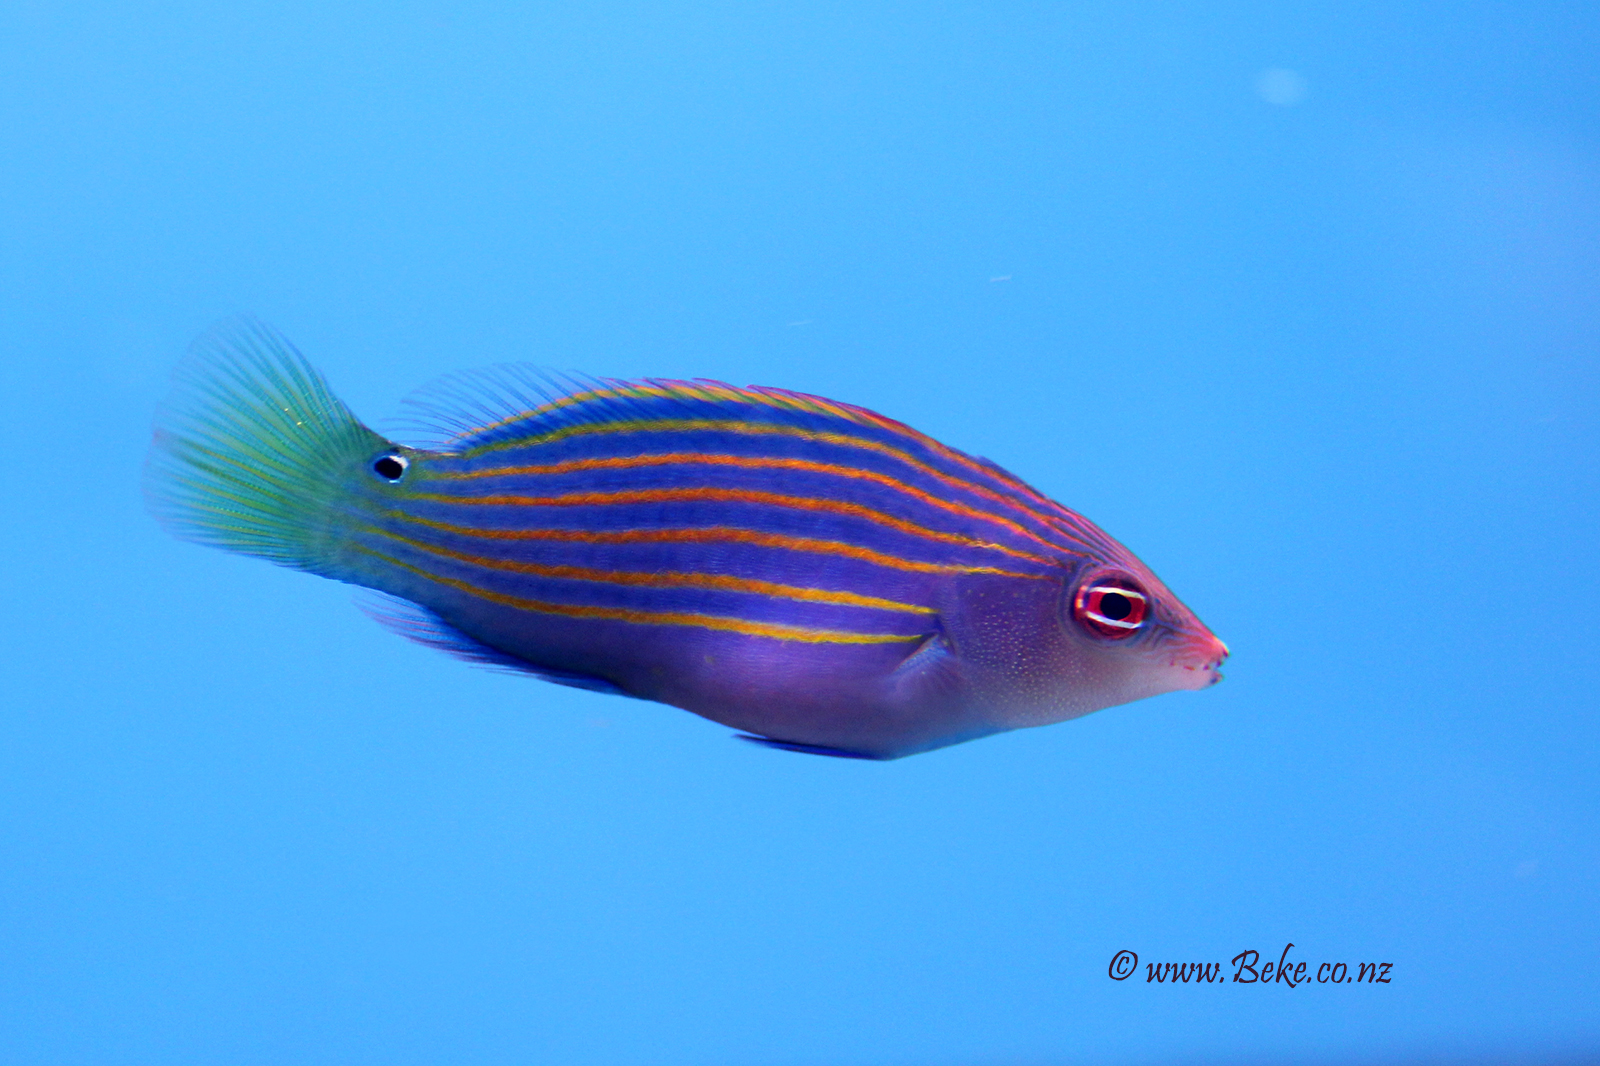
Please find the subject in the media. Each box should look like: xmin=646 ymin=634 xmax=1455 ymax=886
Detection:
xmin=840 ymin=402 xmax=1061 ymax=510
xmin=453 ymin=413 xmax=1094 ymax=553
xmin=360 ymin=549 xmax=926 ymax=645
xmin=409 ymin=486 xmax=1055 ymax=566
xmin=384 ymin=511 xmax=1047 ymax=577
xmin=740 ymin=382 xmax=1068 ymax=513
xmin=441 ymin=452 xmax=1071 ymax=554
xmin=370 ymin=527 xmax=934 ymax=613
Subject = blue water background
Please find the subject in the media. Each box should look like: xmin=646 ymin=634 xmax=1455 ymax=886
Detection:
xmin=2 ymin=3 xmax=1597 ymax=1063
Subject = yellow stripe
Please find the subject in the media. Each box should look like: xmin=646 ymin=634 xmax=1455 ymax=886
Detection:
xmin=409 ymin=486 xmax=1055 ymax=566
xmin=453 ymin=406 xmax=1082 ymax=546
xmin=451 ymin=382 xmax=1088 ymax=521
xmin=361 ymin=548 xmax=926 ymax=645
xmin=384 ymin=512 xmax=1047 ymax=578
xmin=439 ymin=452 xmax=1069 ymax=555
xmin=369 ymin=526 xmax=934 ymax=613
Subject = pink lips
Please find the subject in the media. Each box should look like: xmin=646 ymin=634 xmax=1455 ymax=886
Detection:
xmin=1173 ymin=632 xmax=1229 ymax=686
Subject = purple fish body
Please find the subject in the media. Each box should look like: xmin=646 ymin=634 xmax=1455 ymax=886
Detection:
xmin=147 ymin=323 xmax=1227 ymax=759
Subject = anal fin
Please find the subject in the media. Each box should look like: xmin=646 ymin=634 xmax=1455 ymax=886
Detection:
xmin=735 ymin=734 xmax=885 ymax=760
xmin=356 ymin=592 xmax=638 ymax=698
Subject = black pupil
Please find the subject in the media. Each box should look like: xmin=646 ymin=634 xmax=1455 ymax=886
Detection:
xmin=1098 ymin=592 xmax=1133 ymax=621
xmin=374 ymin=456 xmax=405 ymax=480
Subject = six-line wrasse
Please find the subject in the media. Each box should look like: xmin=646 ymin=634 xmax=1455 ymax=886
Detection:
xmin=145 ymin=320 xmax=1228 ymax=760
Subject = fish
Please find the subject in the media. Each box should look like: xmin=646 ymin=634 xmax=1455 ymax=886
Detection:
xmin=145 ymin=320 xmax=1227 ymax=760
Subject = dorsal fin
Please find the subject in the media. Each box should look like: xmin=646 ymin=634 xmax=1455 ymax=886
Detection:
xmin=387 ymin=364 xmax=906 ymax=453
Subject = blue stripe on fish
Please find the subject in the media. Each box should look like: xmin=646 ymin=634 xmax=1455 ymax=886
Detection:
xmin=354 ymin=377 xmax=1092 ymax=649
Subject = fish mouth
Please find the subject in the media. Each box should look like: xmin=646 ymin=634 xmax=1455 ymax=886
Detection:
xmin=1172 ymin=634 xmax=1229 ymax=688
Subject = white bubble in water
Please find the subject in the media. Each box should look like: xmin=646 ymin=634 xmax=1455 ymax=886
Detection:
xmin=1255 ymin=68 xmax=1307 ymax=106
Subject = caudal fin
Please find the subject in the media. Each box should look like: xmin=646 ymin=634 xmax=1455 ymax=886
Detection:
xmin=144 ymin=319 xmax=387 ymax=577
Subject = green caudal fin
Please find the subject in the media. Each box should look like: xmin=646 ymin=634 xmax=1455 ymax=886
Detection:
xmin=144 ymin=318 xmax=390 ymax=577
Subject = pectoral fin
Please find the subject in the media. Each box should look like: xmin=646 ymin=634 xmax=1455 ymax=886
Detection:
xmin=888 ymin=628 xmax=964 ymax=701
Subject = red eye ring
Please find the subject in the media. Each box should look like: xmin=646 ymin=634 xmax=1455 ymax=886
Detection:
xmin=1073 ymin=576 xmax=1149 ymax=639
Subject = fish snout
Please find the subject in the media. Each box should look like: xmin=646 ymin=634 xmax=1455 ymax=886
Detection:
xmin=1171 ymin=632 xmax=1229 ymax=689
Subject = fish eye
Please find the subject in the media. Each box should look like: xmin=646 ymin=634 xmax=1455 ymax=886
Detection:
xmin=372 ymin=453 xmax=409 ymax=482
xmin=1072 ymin=574 xmax=1149 ymax=639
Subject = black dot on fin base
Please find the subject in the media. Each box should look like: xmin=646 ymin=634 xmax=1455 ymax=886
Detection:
xmin=373 ymin=455 xmax=406 ymax=481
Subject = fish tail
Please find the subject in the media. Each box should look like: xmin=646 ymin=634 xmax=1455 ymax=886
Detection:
xmin=144 ymin=318 xmax=390 ymax=578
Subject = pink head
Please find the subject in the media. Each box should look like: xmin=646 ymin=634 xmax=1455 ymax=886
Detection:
xmin=1039 ymin=540 xmax=1228 ymax=722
